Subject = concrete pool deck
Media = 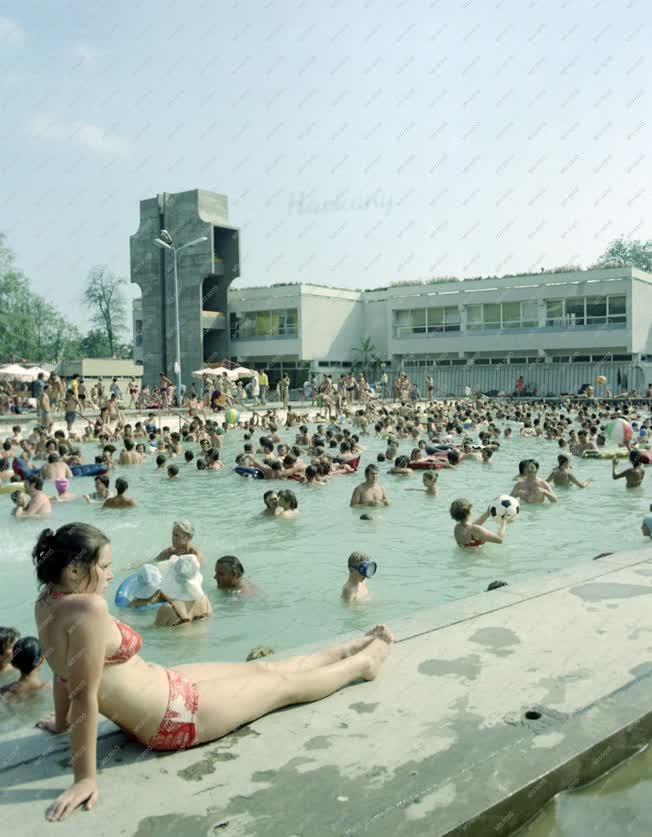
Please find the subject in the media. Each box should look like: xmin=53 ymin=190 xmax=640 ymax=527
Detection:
xmin=3 ymin=549 xmax=652 ymax=836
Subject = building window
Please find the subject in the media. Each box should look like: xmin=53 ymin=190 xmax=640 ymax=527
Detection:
xmin=465 ymin=301 xmax=538 ymax=330
xmin=234 ymin=308 xmax=298 ymax=339
xmin=545 ymin=295 xmax=626 ymax=327
xmin=393 ymin=306 xmax=460 ymax=337
xmin=426 ymin=306 xmax=460 ymax=333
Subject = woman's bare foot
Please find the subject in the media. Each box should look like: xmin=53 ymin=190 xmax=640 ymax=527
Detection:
xmin=365 ymin=624 xmax=395 ymax=644
xmin=340 ymin=635 xmax=375 ymax=658
xmin=361 ymin=638 xmax=392 ymax=681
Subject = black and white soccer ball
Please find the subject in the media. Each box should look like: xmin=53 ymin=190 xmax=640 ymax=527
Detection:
xmin=489 ymin=495 xmax=520 ymax=521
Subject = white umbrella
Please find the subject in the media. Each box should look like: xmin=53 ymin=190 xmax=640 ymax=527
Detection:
xmin=232 ymin=366 xmax=256 ymax=379
xmin=22 ymin=366 xmax=50 ymax=381
xmin=192 ymin=366 xmax=238 ymax=381
xmin=0 ymin=364 xmax=34 ymax=381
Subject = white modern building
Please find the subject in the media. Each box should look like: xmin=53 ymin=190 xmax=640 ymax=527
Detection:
xmin=226 ymin=266 xmax=652 ymax=396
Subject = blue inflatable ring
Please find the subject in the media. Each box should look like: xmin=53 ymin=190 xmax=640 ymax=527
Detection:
xmin=234 ymin=466 xmax=264 ymax=479
xmin=114 ymin=574 xmax=163 ymax=611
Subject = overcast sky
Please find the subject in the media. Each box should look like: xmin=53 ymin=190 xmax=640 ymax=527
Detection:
xmin=1 ymin=0 xmax=650 ymax=329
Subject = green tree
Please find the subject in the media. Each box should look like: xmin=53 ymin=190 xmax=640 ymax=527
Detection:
xmin=83 ymin=266 xmax=128 ymax=356
xmin=0 ymin=232 xmax=81 ymax=362
xmin=352 ymin=337 xmax=380 ymax=378
xmin=593 ymin=238 xmax=652 ymax=272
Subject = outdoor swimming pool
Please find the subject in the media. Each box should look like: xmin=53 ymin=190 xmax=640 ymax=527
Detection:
xmin=1 ymin=422 xmax=650 ymax=736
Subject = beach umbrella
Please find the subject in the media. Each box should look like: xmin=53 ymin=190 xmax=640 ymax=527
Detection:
xmin=232 ymin=366 xmax=257 ymax=379
xmin=0 ymin=364 xmax=33 ymax=381
xmin=21 ymin=366 xmax=50 ymax=381
xmin=191 ymin=366 xmax=238 ymax=381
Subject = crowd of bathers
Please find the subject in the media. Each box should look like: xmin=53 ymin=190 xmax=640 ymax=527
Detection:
xmin=2 ymin=394 xmax=652 ymax=702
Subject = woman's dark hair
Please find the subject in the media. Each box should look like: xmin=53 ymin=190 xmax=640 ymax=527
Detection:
xmin=278 ymin=489 xmax=298 ymax=509
xmin=0 ymin=626 xmax=20 ymax=657
xmin=95 ymin=474 xmax=110 ymax=488
xmin=33 ymin=523 xmax=110 ymax=586
xmin=11 ymin=636 xmax=42 ymax=676
xmin=27 ymin=475 xmax=44 ymax=491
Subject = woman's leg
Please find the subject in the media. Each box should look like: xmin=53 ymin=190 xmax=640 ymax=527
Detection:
xmin=173 ymin=627 xmax=392 ymax=681
xmin=193 ymin=638 xmax=391 ymax=744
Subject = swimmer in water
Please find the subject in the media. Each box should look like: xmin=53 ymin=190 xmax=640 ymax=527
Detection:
xmin=546 ymin=454 xmax=589 ymax=488
xmin=84 ymin=474 xmax=111 ymax=503
xmin=341 ymin=552 xmax=377 ymax=603
xmin=214 ymin=556 xmax=256 ymax=596
xmin=612 ymin=450 xmax=646 ymax=489
xmin=51 ymin=478 xmax=77 ymax=503
xmin=511 ymin=459 xmax=558 ymax=504
xmin=350 ymin=464 xmax=390 ymax=507
xmin=0 ymin=626 xmax=20 ymax=673
xmin=102 ymin=477 xmax=136 ymax=509
xmin=262 ymin=490 xmax=279 ymax=516
xmin=450 ymin=498 xmax=506 ymax=547
xmin=389 ymin=455 xmax=412 ymax=475
xmin=641 ymin=514 xmax=652 ymax=539
xmin=0 ymin=636 xmax=48 ymax=702
xmin=276 ymin=489 xmax=299 ymax=519
xmin=406 ymin=471 xmax=439 ymax=495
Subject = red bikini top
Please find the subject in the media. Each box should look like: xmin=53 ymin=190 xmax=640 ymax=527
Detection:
xmin=47 ymin=591 xmax=142 ymax=668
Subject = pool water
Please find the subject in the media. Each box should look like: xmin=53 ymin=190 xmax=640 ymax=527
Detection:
xmin=518 ymin=744 xmax=652 ymax=835
xmin=1 ymin=424 xmax=650 ymax=735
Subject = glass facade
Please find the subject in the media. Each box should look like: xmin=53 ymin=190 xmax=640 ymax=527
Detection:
xmin=465 ymin=300 xmax=538 ymax=330
xmin=545 ymin=295 xmax=626 ymax=327
xmin=231 ymin=308 xmax=298 ymax=339
xmin=393 ymin=306 xmax=461 ymax=337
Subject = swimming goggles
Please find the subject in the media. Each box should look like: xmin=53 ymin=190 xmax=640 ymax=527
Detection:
xmin=358 ymin=561 xmax=377 ymax=579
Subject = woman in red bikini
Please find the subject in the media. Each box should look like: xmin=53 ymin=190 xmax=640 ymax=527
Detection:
xmin=33 ymin=523 xmax=393 ymax=822
xmin=450 ymin=497 xmax=506 ymax=547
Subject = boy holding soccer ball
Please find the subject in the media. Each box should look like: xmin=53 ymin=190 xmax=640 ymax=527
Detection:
xmin=450 ymin=498 xmax=507 ymax=548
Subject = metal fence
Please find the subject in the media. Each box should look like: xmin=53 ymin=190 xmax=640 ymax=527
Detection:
xmin=392 ymin=362 xmax=651 ymax=398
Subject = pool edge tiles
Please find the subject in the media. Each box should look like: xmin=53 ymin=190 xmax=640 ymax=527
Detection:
xmin=2 ymin=549 xmax=652 ymax=837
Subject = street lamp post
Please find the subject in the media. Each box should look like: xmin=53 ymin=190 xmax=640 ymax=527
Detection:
xmin=153 ymin=231 xmax=208 ymax=406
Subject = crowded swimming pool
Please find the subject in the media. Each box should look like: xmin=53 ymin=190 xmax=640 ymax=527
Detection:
xmin=1 ymin=411 xmax=650 ymax=739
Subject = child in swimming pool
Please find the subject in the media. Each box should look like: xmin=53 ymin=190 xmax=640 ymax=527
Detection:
xmin=546 ymin=454 xmax=589 ymax=488
xmin=406 ymin=471 xmax=438 ymax=495
xmin=341 ymin=552 xmax=377 ymax=603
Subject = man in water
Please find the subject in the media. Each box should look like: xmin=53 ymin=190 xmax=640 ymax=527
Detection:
xmin=214 ymin=556 xmax=256 ymax=596
xmin=570 ymin=429 xmax=597 ymax=456
xmin=102 ymin=477 xmax=136 ymax=509
xmin=511 ymin=459 xmax=557 ymax=504
xmin=15 ymin=477 xmax=52 ymax=518
xmin=350 ymin=464 xmax=390 ymax=507
xmin=119 ymin=438 xmax=144 ymax=465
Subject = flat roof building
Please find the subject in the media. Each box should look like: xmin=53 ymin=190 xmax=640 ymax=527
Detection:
xmin=131 ymin=190 xmax=652 ymax=396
